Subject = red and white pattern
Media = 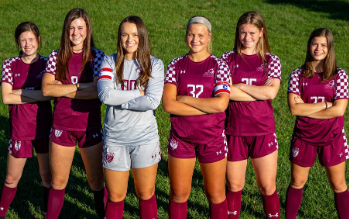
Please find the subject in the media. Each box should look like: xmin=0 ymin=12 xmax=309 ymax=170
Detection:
xmin=335 ymin=69 xmax=349 ymax=99
xmin=1 ymin=57 xmax=21 ymax=85
xmin=98 ymin=68 xmax=114 ymax=81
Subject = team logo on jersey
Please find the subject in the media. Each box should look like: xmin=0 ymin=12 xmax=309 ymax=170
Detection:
xmin=292 ymin=147 xmax=299 ymax=157
xmin=203 ymin=68 xmax=214 ymax=77
xmin=36 ymin=70 xmax=46 ymax=79
xmin=325 ymin=80 xmax=335 ymax=88
xmin=234 ymin=64 xmax=239 ymax=69
xmin=179 ymin=70 xmax=186 ymax=74
xmin=14 ymin=140 xmax=21 ymax=151
xmin=55 ymin=129 xmax=63 ymax=138
xmin=302 ymin=82 xmax=308 ymax=86
xmin=98 ymin=68 xmax=114 ymax=81
xmin=105 ymin=152 xmax=114 ymax=163
xmin=14 ymin=73 xmax=21 ymax=77
xmin=169 ymin=138 xmax=178 ymax=150
xmin=256 ymin=64 xmax=264 ymax=71
xmin=93 ymin=133 xmax=99 ymax=138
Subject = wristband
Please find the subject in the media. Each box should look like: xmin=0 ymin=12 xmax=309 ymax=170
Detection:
xmin=325 ymin=102 xmax=328 ymax=109
xmin=75 ymin=83 xmax=79 ymax=91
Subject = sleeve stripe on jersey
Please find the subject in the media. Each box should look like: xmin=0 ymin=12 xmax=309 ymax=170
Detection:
xmin=100 ymin=68 xmax=112 ymax=72
xmin=214 ymin=81 xmax=230 ymax=96
xmin=98 ymin=71 xmax=114 ymax=81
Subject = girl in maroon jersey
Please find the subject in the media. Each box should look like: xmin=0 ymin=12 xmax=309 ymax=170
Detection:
xmin=163 ymin=16 xmax=231 ymax=218
xmin=0 ymin=22 xmax=52 ymax=218
xmin=221 ymin=11 xmax=282 ymax=218
xmin=286 ymin=28 xmax=349 ymax=219
xmin=42 ymin=8 xmax=105 ymax=219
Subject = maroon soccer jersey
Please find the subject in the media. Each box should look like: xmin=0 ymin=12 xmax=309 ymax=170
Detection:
xmin=1 ymin=55 xmax=52 ymax=140
xmin=165 ymin=54 xmax=230 ymax=144
xmin=45 ymin=48 xmax=104 ymax=131
xmin=288 ymin=67 xmax=348 ymax=146
xmin=221 ymin=50 xmax=282 ymax=136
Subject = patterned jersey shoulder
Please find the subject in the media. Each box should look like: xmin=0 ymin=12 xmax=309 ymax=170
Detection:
xmin=335 ymin=67 xmax=348 ymax=100
xmin=287 ymin=67 xmax=302 ymax=95
xmin=220 ymin=50 xmax=236 ymax=63
xmin=91 ymin=47 xmax=105 ymax=77
xmin=265 ymin=53 xmax=282 ymax=80
xmin=165 ymin=55 xmax=187 ymax=85
xmin=45 ymin=50 xmax=59 ymax=75
xmin=1 ymin=56 xmax=21 ymax=85
xmin=210 ymin=55 xmax=231 ymax=84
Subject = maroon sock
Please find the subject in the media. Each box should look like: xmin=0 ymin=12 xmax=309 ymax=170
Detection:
xmin=169 ymin=199 xmax=187 ymax=219
xmin=139 ymin=194 xmax=157 ymax=219
xmin=93 ymin=188 xmax=105 ymax=219
xmin=105 ymin=199 xmax=124 ymax=219
xmin=42 ymin=186 xmax=50 ymax=214
xmin=334 ymin=190 xmax=349 ymax=219
xmin=104 ymin=187 xmax=109 ymax=208
xmin=210 ymin=198 xmax=228 ymax=219
xmin=285 ymin=186 xmax=303 ymax=219
xmin=46 ymin=188 xmax=65 ymax=219
xmin=0 ymin=185 xmax=17 ymax=217
xmin=226 ymin=190 xmax=242 ymax=219
xmin=261 ymin=190 xmax=280 ymax=218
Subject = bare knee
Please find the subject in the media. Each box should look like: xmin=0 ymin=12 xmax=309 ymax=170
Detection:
xmin=205 ymin=189 xmax=226 ymax=204
xmin=329 ymin=180 xmax=347 ymax=193
xmin=227 ymin=181 xmax=244 ymax=192
xmin=136 ymin=189 xmax=155 ymax=200
xmin=51 ymin=175 xmax=69 ymax=190
xmin=170 ymin=188 xmax=191 ymax=203
xmin=39 ymin=170 xmax=52 ymax=187
xmin=290 ymin=178 xmax=307 ymax=189
xmin=258 ymin=184 xmax=276 ymax=196
xmin=4 ymin=174 xmax=22 ymax=187
xmin=87 ymin=176 xmax=104 ymax=191
xmin=109 ymin=191 xmax=126 ymax=202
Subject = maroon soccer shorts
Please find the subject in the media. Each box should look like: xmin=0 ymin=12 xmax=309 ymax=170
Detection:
xmin=289 ymin=130 xmax=349 ymax=167
xmin=50 ymin=128 xmax=103 ymax=148
xmin=8 ymin=138 xmax=49 ymax=158
xmin=167 ymin=131 xmax=227 ymax=163
xmin=227 ymin=133 xmax=279 ymax=161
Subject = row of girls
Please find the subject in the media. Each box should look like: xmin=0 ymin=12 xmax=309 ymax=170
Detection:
xmin=0 ymin=8 xmax=348 ymax=219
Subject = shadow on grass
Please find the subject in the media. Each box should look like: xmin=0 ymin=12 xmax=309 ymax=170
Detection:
xmin=266 ymin=0 xmax=349 ymax=21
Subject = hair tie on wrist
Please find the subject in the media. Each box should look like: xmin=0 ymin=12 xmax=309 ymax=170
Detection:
xmin=325 ymin=102 xmax=328 ymax=109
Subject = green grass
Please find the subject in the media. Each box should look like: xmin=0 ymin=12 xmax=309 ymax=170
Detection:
xmin=1 ymin=0 xmax=349 ymax=218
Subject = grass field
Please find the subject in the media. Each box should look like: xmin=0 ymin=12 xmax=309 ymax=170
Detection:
xmin=0 ymin=0 xmax=349 ymax=218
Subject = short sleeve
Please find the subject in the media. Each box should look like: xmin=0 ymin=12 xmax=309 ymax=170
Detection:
xmin=214 ymin=58 xmax=231 ymax=96
xmin=45 ymin=50 xmax=58 ymax=75
xmin=335 ymin=69 xmax=349 ymax=100
xmin=287 ymin=68 xmax=301 ymax=95
xmin=92 ymin=48 xmax=105 ymax=77
xmin=1 ymin=57 xmax=18 ymax=86
xmin=165 ymin=57 xmax=182 ymax=85
xmin=267 ymin=54 xmax=282 ymax=80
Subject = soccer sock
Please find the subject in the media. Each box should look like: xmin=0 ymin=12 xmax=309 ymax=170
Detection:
xmin=226 ymin=189 xmax=242 ymax=219
xmin=209 ymin=198 xmax=228 ymax=219
xmin=169 ymin=199 xmax=187 ymax=219
xmin=334 ymin=189 xmax=349 ymax=219
xmin=105 ymin=199 xmax=124 ymax=219
xmin=46 ymin=188 xmax=65 ymax=219
xmin=285 ymin=186 xmax=303 ymax=219
xmin=139 ymin=194 xmax=157 ymax=219
xmin=0 ymin=185 xmax=17 ymax=217
xmin=93 ymin=188 xmax=105 ymax=219
xmin=42 ymin=186 xmax=50 ymax=214
xmin=261 ymin=189 xmax=280 ymax=218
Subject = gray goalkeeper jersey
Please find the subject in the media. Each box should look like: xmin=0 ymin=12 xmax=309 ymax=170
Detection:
xmin=97 ymin=54 xmax=164 ymax=146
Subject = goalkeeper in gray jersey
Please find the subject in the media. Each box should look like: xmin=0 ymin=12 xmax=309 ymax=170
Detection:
xmin=97 ymin=16 xmax=164 ymax=219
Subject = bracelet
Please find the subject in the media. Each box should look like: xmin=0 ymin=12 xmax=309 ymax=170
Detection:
xmin=325 ymin=102 xmax=328 ymax=109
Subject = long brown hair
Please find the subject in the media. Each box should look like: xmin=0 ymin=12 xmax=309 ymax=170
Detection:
xmin=56 ymin=8 xmax=95 ymax=82
xmin=234 ymin=11 xmax=270 ymax=62
xmin=115 ymin=16 xmax=152 ymax=88
xmin=15 ymin=22 xmax=41 ymax=56
xmin=302 ymin=28 xmax=337 ymax=81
